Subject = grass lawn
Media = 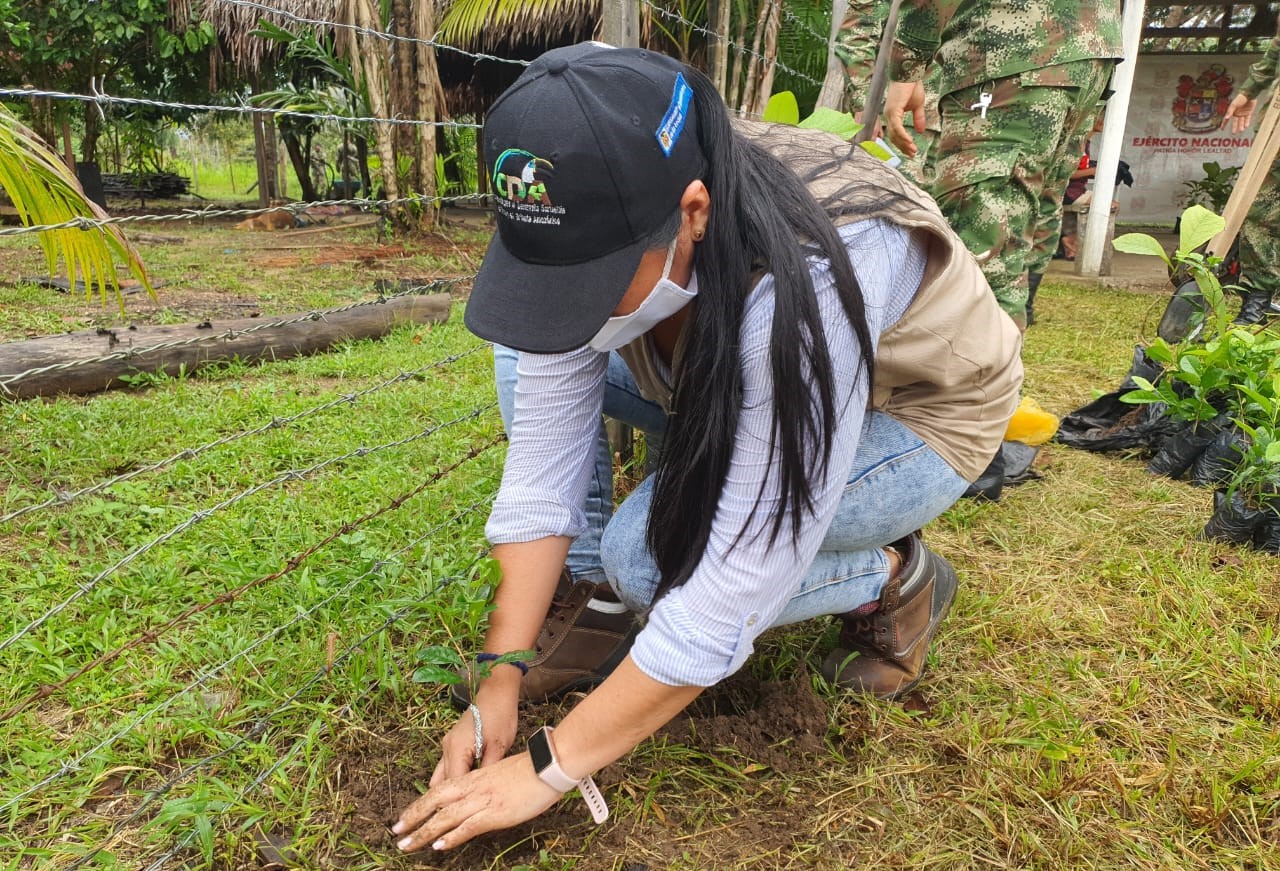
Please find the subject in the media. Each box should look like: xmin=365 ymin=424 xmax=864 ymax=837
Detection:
xmin=0 ymin=220 xmax=1277 ymax=870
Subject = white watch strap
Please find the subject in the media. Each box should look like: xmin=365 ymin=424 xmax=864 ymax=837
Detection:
xmin=538 ymin=753 xmax=580 ymax=793
xmin=577 ymin=774 xmax=610 ymax=824
xmin=540 ymin=728 xmax=610 ymax=824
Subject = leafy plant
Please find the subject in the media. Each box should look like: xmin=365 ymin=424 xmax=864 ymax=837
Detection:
xmin=762 ymin=92 xmax=904 ymax=167
xmin=1181 ymin=161 xmax=1240 ymax=214
xmin=1116 ymin=205 xmax=1280 ymax=515
xmin=0 ymin=105 xmax=152 ymax=306
xmin=410 ymin=558 xmax=533 ymax=693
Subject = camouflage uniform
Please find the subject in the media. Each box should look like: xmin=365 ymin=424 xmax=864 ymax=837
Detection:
xmin=890 ymin=0 xmax=1123 ymax=326
xmin=834 ymin=0 xmax=941 ymax=188
xmin=834 ymin=0 xmax=891 ymax=115
xmin=1237 ymin=28 xmax=1279 ymax=300
xmin=899 ymin=68 xmax=943 ymax=188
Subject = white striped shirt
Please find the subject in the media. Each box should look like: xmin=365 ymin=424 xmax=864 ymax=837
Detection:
xmin=487 ymin=219 xmax=928 ymax=686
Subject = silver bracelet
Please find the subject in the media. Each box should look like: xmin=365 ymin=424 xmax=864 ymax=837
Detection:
xmin=468 ymin=703 xmax=484 ymax=762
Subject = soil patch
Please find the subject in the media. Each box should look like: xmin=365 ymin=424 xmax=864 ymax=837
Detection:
xmin=324 ymin=671 xmax=831 ymax=869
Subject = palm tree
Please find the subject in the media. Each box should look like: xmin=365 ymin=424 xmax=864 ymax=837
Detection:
xmin=0 ymin=106 xmax=150 ymax=306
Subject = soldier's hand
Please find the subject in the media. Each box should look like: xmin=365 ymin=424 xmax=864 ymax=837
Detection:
xmin=1220 ymin=93 xmax=1256 ymax=133
xmin=884 ymin=81 xmax=925 ymax=157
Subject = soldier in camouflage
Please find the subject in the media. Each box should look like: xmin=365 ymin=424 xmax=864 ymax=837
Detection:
xmin=882 ymin=0 xmax=1123 ymax=328
xmin=833 ymin=0 xmax=890 ymax=114
xmin=834 ymin=0 xmax=941 ymax=187
xmin=1222 ymin=16 xmax=1279 ymax=324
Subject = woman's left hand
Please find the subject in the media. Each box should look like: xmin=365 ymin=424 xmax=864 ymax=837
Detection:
xmin=393 ymin=752 xmax=563 ymax=853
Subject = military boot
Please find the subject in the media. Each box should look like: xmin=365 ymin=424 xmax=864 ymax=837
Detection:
xmin=1234 ymin=285 xmax=1275 ymax=326
xmin=451 ymin=569 xmax=638 ymax=710
xmin=1026 ymin=272 xmax=1044 ymax=326
xmin=820 ymin=533 xmax=958 ymax=699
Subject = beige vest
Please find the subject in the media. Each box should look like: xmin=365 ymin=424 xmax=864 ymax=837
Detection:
xmin=617 ymin=120 xmax=1023 ymax=483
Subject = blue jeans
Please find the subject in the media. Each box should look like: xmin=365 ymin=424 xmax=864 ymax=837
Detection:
xmin=493 ymin=345 xmax=968 ymax=622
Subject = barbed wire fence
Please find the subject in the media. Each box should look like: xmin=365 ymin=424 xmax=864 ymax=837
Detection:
xmin=0 ymin=0 xmax=850 ymax=866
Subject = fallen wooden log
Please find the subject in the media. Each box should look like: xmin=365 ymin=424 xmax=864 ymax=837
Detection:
xmin=0 ymin=293 xmax=451 ymax=401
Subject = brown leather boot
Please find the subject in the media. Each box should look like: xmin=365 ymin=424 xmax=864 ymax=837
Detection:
xmin=820 ymin=533 xmax=958 ymax=700
xmin=451 ymin=570 xmax=638 ymax=709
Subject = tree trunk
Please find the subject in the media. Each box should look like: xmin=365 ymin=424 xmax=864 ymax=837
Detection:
xmin=413 ymin=0 xmax=439 ymax=220
xmin=281 ymin=130 xmax=319 ymax=201
xmin=352 ymin=0 xmax=398 ymax=201
xmin=355 ymin=134 xmax=372 ymax=195
xmin=752 ymin=0 xmax=782 ymax=116
xmin=0 ymin=295 xmax=452 ymax=401
xmin=252 ymin=115 xmax=278 ymax=206
xmin=739 ymin=0 xmax=772 ymax=114
xmin=707 ymin=0 xmax=732 ymax=97
xmin=816 ymin=0 xmax=852 ymax=110
xmin=728 ymin=12 xmax=749 ymax=108
xmin=390 ymin=0 xmax=417 ymax=190
xmin=81 ymin=104 xmax=103 ymax=165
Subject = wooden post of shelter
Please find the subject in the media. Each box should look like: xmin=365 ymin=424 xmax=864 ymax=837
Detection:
xmin=1078 ymin=0 xmax=1146 ymax=277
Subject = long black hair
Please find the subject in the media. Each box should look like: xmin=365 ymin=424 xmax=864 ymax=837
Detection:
xmin=645 ymin=64 xmax=882 ymax=604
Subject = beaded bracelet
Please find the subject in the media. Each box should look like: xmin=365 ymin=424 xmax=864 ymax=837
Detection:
xmin=476 ymin=652 xmax=530 ymax=676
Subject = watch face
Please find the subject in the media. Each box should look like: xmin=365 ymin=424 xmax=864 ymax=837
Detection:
xmin=529 ymin=728 xmax=555 ymax=773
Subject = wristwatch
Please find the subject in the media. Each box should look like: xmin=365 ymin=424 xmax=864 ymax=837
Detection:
xmin=528 ymin=726 xmax=609 ymax=824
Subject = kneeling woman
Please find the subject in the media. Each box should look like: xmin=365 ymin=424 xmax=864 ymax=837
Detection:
xmin=395 ymin=44 xmax=1021 ymax=851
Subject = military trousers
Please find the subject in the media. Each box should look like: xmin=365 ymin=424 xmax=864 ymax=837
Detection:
xmin=930 ymin=59 xmax=1112 ymax=326
xmin=1239 ymin=156 xmax=1280 ymax=297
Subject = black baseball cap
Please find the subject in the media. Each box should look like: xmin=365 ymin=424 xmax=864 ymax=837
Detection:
xmin=465 ymin=43 xmax=707 ymax=354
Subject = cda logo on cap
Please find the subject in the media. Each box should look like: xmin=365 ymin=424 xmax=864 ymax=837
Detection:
xmin=464 ymin=44 xmax=707 ymax=355
xmin=491 ymin=149 xmax=564 ymax=227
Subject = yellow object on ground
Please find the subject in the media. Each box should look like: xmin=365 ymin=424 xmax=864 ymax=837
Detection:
xmin=1005 ymin=396 xmax=1060 ymax=445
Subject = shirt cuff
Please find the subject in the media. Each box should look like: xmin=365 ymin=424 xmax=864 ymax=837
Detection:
xmin=485 ymin=486 xmax=586 ymax=544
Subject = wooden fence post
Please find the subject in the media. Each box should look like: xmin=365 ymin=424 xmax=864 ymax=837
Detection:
xmin=602 ymin=0 xmax=640 ymax=48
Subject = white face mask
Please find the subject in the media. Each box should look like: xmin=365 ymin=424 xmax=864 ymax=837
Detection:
xmin=588 ymin=236 xmax=697 ymax=353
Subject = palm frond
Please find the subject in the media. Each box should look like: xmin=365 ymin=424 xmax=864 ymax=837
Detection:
xmin=437 ymin=0 xmax=599 ymax=50
xmin=0 ymin=107 xmax=151 ymax=308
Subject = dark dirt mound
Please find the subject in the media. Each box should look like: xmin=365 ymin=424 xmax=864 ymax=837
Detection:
xmin=323 ymin=670 xmax=835 ymax=869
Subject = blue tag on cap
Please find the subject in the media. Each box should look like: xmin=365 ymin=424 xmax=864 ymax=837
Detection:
xmin=655 ymin=73 xmax=692 ymax=157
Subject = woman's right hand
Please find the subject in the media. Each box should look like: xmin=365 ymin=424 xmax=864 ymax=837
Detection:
xmin=430 ymin=676 xmax=521 ymax=785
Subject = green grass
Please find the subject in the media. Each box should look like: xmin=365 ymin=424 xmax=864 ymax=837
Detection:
xmin=0 ymin=220 xmax=487 ymax=342
xmin=1 ymin=254 xmax=1278 ymax=870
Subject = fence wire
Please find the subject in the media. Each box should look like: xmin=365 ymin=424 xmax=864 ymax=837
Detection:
xmin=1 ymin=342 xmax=490 ymax=525
xmin=0 ymin=7 xmax=850 ymax=866
xmin=0 ymin=494 xmax=495 ymax=817
xmin=0 ymin=194 xmax=490 ymax=238
xmin=0 ymin=435 xmax=502 ymax=723
xmin=67 ymin=549 xmax=494 ymax=871
xmin=0 ymin=86 xmax=483 ymax=131
xmin=0 ymin=403 xmax=496 ymax=657
xmin=641 ymin=0 xmax=827 ymax=89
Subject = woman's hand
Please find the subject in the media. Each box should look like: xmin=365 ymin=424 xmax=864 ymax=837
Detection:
xmin=431 ymin=676 xmax=522 ymax=786
xmin=394 ymin=752 xmax=563 ymax=852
